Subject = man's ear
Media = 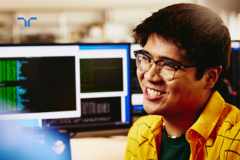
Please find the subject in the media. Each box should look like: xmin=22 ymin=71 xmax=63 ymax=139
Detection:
xmin=204 ymin=66 xmax=222 ymax=89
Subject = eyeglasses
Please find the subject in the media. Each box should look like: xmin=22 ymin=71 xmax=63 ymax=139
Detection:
xmin=134 ymin=50 xmax=196 ymax=81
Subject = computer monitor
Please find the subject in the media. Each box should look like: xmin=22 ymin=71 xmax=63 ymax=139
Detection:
xmin=130 ymin=43 xmax=147 ymax=115
xmin=0 ymin=43 xmax=132 ymax=131
xmin=0 ymin=45 xmax=80 ymax=120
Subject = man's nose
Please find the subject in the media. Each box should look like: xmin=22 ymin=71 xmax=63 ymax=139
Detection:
xmin=144 ymin=63 xmax=163 ymax=82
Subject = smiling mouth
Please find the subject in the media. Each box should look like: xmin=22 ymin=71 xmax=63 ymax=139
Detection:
xmin=147 ymin=88 xmax=166 ymax=97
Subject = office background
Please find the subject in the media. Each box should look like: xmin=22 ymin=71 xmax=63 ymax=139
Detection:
xmin=0 ymin=0 xmax=239 ymax=160
xmin=0 ymin=0 xmax=239 ymax=44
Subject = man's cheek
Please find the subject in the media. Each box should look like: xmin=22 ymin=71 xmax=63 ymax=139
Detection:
xmin=137 ymin=72 xmax=144 ymax=89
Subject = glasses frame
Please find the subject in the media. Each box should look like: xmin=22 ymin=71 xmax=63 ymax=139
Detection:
xmin=134 ymin=50 xmax=196 ymax=72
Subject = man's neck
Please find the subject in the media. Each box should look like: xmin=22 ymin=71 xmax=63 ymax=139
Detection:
xmin=162 ymin=111 xmax=203 ymax=137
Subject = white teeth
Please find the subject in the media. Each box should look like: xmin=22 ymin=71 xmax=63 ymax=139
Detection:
xmin=154 ymin=91 xmax=157 ymax=96
xmin=147 ymin=88 xmax=161 ymax=97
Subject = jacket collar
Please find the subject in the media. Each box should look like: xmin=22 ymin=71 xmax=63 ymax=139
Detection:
xmin=189 ymin=91 xmax=225 ymax=140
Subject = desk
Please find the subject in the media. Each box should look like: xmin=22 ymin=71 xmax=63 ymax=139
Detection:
xmin=70 ymin=129 xmax=129 ymax=160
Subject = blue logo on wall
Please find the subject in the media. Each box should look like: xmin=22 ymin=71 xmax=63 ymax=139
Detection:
xmin=17 ymin=17 xmax=37 ymax=27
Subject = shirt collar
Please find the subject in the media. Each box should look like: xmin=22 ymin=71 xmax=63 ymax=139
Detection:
xmin=189 ymin=91 xmax=225 ymax=140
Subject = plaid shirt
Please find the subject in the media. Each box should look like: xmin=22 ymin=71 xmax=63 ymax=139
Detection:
xmin=125 ymin=91 xmax=240 ymax=160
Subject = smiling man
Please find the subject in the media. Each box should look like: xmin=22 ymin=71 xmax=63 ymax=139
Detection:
xmin=125 ymin=3 xmax=240 ymax=160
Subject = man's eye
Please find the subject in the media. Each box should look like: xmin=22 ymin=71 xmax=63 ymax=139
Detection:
xmin=141 ymin=55 xmax=149 ymax=61
xmin=163 ymin=62 xmax=175 ymax=68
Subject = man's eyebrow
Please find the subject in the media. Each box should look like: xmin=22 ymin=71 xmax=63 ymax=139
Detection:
xmin=160 ymin=56 xmax=183 ymax=65
xmin=141 ymin=50 xmax=151 ymax=56
xmin=142 ymin=49 xmax=183 ymax=65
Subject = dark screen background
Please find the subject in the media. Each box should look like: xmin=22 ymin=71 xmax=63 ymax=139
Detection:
xmin=219 ymin=47 xmax=240 ymax=108
xmin=80 ymin=58 xmax=123 ymax=93
xmin=0 ymin=56 xmax=76 ymax=114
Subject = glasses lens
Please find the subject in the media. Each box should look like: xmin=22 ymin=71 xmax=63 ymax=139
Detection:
xmin=136 ymin=53 xmax=149 ymax=73
xmin=135 ymin=52 xmax=176 ymax=82
xmin=157 ymin=61 xmax=175 ymax=81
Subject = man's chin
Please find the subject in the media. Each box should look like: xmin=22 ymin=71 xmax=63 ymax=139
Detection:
xmin=143 ymin=105 xmax=163 ymax=115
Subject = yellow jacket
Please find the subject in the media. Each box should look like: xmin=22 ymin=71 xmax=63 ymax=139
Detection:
xmin=125 ymin=91 xmax=240 ymax=160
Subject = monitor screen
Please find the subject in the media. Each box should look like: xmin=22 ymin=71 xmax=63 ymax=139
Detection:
xmin=130 ymin=43 xmax=147 ymax=115
xmin=0 ymin=43 xmax=132 ymax=131
xmin=0 ymin=45 xmax=79 ymax=120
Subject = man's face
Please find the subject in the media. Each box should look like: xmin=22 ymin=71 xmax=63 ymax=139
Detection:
xmin=137 ymin=34 xmax=208 ymax=116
